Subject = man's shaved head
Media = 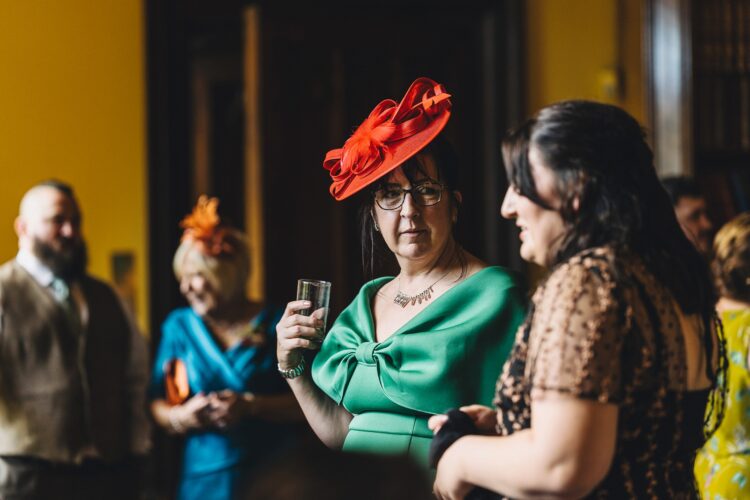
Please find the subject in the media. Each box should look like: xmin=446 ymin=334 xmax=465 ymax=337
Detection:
xmin=15 ymin=181 xmax=87 ymax=280
xmin=19 ymin=180 xmax=77 ymax=217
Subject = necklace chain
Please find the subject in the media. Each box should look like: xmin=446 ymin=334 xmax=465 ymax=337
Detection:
xmin=393 ymin=267 xmax=454 ymax=308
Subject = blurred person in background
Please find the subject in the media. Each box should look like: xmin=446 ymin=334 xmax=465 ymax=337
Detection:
xmin=662 ymin=176 xmax=714 ymax=257
xmin=695 ymin=212 xmax=750 ymax=498
xmin=149 ymin=196 xmax=301 ymax=500
xmin=0 ymin=180 xmax=150 ymax=500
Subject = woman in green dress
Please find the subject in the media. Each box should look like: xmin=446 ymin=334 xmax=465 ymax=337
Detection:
xmin=275 ymin=77 xmax=526 ymax=468
xmin=695 ymin=213 xmax=750 ymax=498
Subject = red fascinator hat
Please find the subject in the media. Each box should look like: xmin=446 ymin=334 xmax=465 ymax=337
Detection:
xmin=324 ymin=77 xmax=452 ymax=200
xmin=179 ymin=195 xmax=236 ymax=257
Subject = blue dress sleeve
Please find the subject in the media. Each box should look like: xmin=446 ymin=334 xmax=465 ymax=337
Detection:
xmin=244 ymin=304 xmax=289 ymax=395
xmin=148 ymin=309 xmax=185 ymax=400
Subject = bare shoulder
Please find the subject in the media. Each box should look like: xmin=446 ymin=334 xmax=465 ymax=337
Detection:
xmin=373 ymin=276 xmax=399 ymax=298
xmin=461 ymin=250 xmax=490 ymax=279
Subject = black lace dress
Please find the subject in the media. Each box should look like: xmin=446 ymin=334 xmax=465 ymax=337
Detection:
xmin=493 ymin=247 xmax=710 ymax=499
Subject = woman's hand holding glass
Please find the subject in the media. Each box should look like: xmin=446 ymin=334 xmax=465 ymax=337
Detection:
xmin=276 ymin=300 xmax=325 ymax=370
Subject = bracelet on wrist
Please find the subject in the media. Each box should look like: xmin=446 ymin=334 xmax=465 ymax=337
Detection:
xmin=277 ymin=356 xmax=306 ymax=379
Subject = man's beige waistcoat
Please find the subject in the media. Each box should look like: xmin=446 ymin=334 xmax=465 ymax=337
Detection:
xmin=0 ymin=261 xmax=132 ymax=463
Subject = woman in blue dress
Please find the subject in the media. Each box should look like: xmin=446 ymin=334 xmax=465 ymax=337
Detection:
xmin=150 ymin=196 xmax=301 ymax=500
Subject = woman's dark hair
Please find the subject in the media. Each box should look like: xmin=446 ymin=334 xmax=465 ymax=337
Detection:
xmin=502 ymin=100 xmax=725 ymax=434
xmin=502 ymin=100 xmax=714 ymax=312
xmin=359 ymin=135 xmax=463 ymax=279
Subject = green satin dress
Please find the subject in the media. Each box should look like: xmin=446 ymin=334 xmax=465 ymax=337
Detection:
xmin=311 ymin=266 xmax=525 ymax=467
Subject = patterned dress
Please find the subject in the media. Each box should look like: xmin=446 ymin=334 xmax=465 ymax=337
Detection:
xmin=494 ymin=247 xmax=711 ymax=498
xmin=695 ymin=308 xmax=750 ymax=499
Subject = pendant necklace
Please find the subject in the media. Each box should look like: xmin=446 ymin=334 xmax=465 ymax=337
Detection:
xmin=393 ymin=267 xmax=454 ymax=308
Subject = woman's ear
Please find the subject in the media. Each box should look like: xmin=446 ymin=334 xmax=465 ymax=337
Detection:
xmin=452 ymin=191 xmax=462 ymax=224
xmin=370 ymin=209 xmax=380 ymax=232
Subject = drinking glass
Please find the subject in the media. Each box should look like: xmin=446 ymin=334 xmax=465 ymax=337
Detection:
xmin=296 ymin=279 xmax=331 ymax=336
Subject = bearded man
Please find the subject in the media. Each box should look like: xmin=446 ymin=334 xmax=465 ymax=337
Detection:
xmin=0 ymin=180 xmax=150 ymax=500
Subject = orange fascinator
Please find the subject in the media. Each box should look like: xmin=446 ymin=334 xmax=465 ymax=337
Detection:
xmin=180 ymin=195 xmax=235 ymax=257
xmin=324 ymin=77 xmax=452 ymax=200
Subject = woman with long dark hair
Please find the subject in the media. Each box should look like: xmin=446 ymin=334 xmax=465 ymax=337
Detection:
xmin=429 ymin=100 xmax=725 ymax=499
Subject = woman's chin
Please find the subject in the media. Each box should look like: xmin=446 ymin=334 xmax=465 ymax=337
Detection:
xmin=189 ymin=302 xmax=212 ymax=317
xmin=396 ymin=241 xmax=443 ymax=260
xmin=519 ymin=243 xmax=534 ymax=262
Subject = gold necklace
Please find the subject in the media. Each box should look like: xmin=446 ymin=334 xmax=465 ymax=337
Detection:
xmin=393 ymin=268 xmax=454 ymax=308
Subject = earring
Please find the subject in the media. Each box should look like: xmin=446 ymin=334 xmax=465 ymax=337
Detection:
xmin=371 ymin=211 xmax=380 ymax=232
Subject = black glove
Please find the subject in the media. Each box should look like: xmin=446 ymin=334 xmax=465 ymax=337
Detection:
xmin=429 ymin=408 xmax=502 ymax=500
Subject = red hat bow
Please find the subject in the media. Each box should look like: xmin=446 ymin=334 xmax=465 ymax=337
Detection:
xmin=323 ymin=78 xmax=452 ymax=200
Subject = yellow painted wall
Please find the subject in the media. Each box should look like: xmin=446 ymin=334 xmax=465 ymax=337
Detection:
xmin=524 ymin=0 xmax=646 ymax=283
xmin=0 ymin=1 xmax=148 ymax=332
xmin=0 ymin=1 xmax=647 ymax=332
xmin=525 ymin=0 xmax=645 ymax=123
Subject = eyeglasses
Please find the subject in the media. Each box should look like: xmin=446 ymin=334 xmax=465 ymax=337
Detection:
xmin=374 ymin=181 xmax=447 ymax=210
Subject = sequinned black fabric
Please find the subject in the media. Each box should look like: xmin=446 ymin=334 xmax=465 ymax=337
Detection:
xmin=493 ymin=247 xmax=708 ymax=499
